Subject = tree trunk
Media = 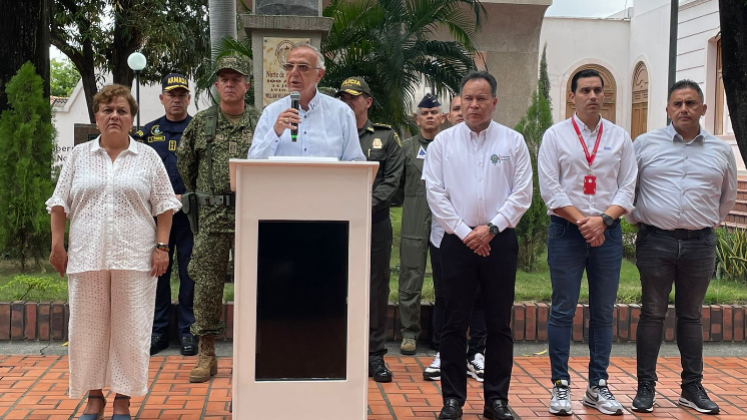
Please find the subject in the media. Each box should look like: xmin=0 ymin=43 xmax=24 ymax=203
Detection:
xmin=110 ymin=0 xmax=138 ymax=88
xmin=719 ymin=0 xmax=747 ymax=164
xmin=0 ymin=0 xmax=50 ymax=113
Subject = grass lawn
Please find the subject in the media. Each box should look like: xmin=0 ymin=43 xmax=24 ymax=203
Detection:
xmin=2 ymin=209 xmax=746 ymax=305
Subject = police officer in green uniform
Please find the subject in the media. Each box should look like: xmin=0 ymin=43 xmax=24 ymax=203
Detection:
xmin=176 ymin=54 xmax=258 ymax=383
xmin=337 ymin=77 xmax=404 ymax=383
xmin=397 ymin=93 xmax=445 ymax=355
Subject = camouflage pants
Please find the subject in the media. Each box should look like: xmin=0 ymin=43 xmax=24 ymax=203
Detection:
xmin=188 ymin=231 xmax=233 ymax=337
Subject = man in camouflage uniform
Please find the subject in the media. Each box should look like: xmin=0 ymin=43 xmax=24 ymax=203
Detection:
xmin=337 ymin=77 xmax=404 ymax=383
xmin=176 ymin=54 xmax=257 ymax=383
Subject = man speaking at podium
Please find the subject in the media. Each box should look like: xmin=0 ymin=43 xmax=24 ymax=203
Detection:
xmin=248 ymin=43 xmax=365 ymax=161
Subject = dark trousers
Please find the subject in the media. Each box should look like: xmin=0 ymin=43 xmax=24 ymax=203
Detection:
xmin=440 ymin=230 xmax=517 ymax=405
xmin=370 ymin=217 xmax=392 ymax=357
xmin=153 ymin=211 xmax=195 ymax=339
xmin=431 ymin=242 xmax=486 ymax=356
xmin=635 ymin=225 xmax=717 ymax=385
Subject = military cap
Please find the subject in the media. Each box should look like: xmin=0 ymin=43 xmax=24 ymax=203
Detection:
xmin=417 ymin=93 xmax=441 ymax=108
xmin=335 ymin=77 xmax=371 ymax=97
xmin=214 ymin=54 xmax=252 ymax=77
xmin=162 ymin=73 xmax=190 ymax=92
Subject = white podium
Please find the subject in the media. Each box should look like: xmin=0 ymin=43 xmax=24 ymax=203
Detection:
xmin=229 ymin=158 xmax=379 ymax=420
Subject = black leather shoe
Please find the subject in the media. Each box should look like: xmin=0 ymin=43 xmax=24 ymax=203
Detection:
xmin=180 ymin=336 xmax=197 ymax=356
xmin=439 ymin=398 xmax=463 ymax=420
xmin=484 ymin=399 xmax=514 ymax=420
xmin=150 ymin=334 xmax=168 ymax=356
xmin=368 ymin=356 xmax=393 ymax=383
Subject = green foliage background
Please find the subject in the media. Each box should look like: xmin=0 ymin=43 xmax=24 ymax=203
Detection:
xmin=50 ymin=59 xmax=81 ymax=97
xmin=0 ymin=62 xmax=55 ymax=271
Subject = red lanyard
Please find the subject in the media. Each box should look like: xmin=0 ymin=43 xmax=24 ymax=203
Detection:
xmin=571 ymin=117 xmax=603 ymax=168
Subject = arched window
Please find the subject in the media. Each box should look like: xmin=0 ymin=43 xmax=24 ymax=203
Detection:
xmin=631 ymin=62 xmax=649 ymax=140
xmin=566 ymin=64 xmax=617 ymax=123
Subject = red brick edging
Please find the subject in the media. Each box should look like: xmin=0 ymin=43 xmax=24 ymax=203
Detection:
xmin=0 ymin=301 xmax=745 ymax=343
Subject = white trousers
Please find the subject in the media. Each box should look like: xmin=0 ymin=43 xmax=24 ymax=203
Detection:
xmin=67 ymin=270 xmax=157 ymax=399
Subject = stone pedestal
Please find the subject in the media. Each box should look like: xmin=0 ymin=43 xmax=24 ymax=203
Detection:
xmin=432 ymin=0 xmax=553 ymax=128
xmin=242 ymin=14 xmax=333 ymax=109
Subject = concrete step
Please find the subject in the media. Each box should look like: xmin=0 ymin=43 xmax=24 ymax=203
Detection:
xmin=734 ymin=200 xmax=747 ymax=213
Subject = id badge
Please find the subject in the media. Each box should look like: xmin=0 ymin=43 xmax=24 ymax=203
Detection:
xmin=584 ymin=175 xmax=597 ymax=195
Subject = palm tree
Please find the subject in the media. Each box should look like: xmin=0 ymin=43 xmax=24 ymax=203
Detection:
xmin=321 ymin=0 xmax=486 ymax=128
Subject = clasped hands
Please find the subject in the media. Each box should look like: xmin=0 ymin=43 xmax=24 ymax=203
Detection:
xmin=577 ymin=216 xmax=606 ymax=247
xmin=463 ymin=225 xmax=494 ymax=257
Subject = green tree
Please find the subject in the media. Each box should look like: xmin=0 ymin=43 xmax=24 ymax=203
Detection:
xmin=0 ymin=62 xmax=55 ymax=271
xmin=514 ymin=90 xmax=552 ymax=271
xmin=51 ymin=0 xmax=211 ymax=122
xmin=50 ymin=58 xmax=81 ymax=97
xmin=539 ymin=42 xmax=551 ymax=109
xmin=321 ymin=0 xmax=485 ymax=128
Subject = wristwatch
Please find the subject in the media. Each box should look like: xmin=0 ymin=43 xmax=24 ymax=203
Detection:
xmin=600 ymin=213 xmax=615 ymax=229
xmin=487 ymin=223 xmax=500 ymax=236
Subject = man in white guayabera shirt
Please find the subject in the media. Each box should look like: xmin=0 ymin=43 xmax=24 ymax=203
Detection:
xmin=424 ymin=70 xmax=533 ymax=420
xmin=627 ymin=79 xmax=736 ymax=415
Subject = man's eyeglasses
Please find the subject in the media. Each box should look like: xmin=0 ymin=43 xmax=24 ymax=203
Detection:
xmin=282 ymin=63 xmax=318 ymax=73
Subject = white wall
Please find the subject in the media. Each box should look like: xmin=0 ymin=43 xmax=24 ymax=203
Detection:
xmin=628 ymin=0 xmax=671 ymax=130
xmin=52 ymin=76 xmax=211 ymax=165
xmin=539 ymin=17 xmax=631 ymax=128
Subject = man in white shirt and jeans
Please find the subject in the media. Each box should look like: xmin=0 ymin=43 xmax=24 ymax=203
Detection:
xmin=424 ymin=71 xmax=533 ymax=420
xmin=538 ymin=69 xmax=637 ymax=416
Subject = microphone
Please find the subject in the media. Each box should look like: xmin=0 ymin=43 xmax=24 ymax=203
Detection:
xmin=290 ymin=91 xmax=300 ymax=142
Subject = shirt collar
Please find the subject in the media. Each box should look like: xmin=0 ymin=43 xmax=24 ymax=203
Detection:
xmin=462 ymin=119 xmax=493 ymax=141
xmin=90 ymin=135 xmax=139 ymax=154
xmin=573 ymin=113 xmax=602 ymax=133
xmin=666 ymin=123 xmax=706 ymax=143
xmin=359 ymin=119 xmax=374 ymax=136
xmin=307 ymin=89 xmax=322 ymax=111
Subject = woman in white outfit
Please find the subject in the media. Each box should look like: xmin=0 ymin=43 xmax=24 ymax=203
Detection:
xmin=47 ymin=84 xmax=181 ymax=420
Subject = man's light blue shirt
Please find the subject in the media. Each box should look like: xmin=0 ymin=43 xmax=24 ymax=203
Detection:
xmin=248 ymin=90 xmax=366 ymax=161
xmin=627 ymin=124 xmax=737 ymax=230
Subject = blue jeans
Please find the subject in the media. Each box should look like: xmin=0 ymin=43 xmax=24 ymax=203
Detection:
xmin=547 ymin=216 xmax=622 ymax=384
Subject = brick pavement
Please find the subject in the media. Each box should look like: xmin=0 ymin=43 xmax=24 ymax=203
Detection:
xmin=0 ymin=355 xmax=745 ymax=419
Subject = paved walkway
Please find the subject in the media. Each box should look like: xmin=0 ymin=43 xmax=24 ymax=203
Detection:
xmin=0 ymin=355 xmax=745 ymax=419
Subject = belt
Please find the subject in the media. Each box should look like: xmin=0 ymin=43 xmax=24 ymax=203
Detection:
xmin=196 ymin=193 xmax=235 ymax=207
xmin=641 ymin=223 xmax=711 ymax=239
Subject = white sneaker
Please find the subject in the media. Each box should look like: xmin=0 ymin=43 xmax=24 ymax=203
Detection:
xmin=582 ymin=379 xmax=624 ymax=415
xmin=549 ymin=379 xmax=572 ymax=416
xmin=423 ymin=352 xmax=441 ymax=381
xmin=466 ymin=353 xmax=485 ymax=382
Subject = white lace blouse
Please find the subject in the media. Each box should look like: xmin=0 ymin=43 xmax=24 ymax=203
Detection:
xmin=46 ymin=137 xmax=182 ymax=274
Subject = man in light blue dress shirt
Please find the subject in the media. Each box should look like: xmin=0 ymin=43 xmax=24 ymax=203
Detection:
xmin=248 ymin=44 xmax=365 ymax=161
xmin=628 ymin=80 xmax=737 ymax=415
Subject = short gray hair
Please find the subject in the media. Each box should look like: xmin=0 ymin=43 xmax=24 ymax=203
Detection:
xmin=290 ymin=43 xmax=326 ymax=71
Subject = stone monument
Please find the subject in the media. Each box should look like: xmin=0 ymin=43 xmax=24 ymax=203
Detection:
xmin=244 ymin=0 xmax=333 ymax=109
